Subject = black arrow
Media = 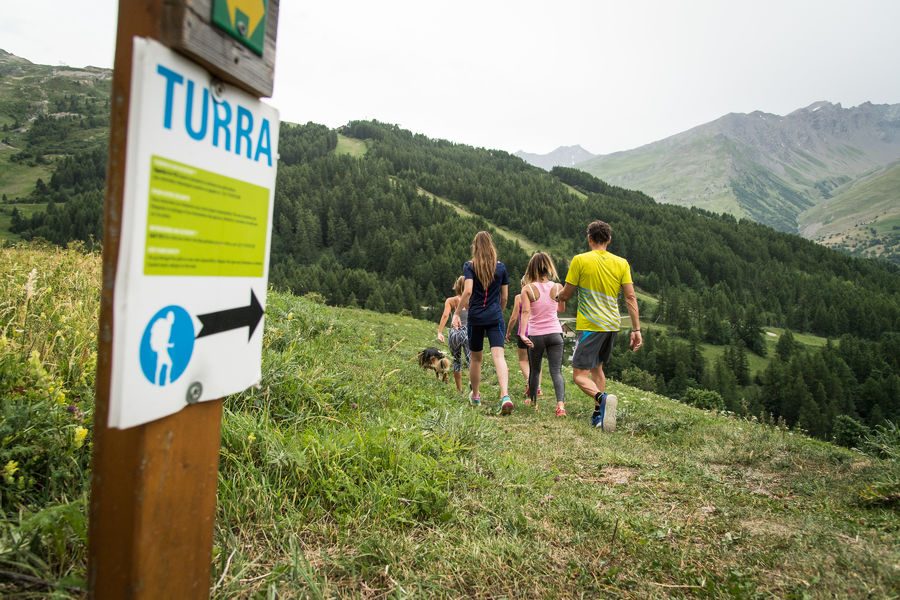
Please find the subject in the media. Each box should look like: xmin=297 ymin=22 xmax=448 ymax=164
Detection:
xmin=196 ymin=290 xmax=264 ymax=341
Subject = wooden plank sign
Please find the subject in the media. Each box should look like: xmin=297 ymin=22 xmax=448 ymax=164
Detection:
xmin=89 ymin=1 xmax=279 ymax=597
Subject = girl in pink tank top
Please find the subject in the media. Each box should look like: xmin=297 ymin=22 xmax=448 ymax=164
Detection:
xmin=518 ymin=252 xmax=568 ymax=416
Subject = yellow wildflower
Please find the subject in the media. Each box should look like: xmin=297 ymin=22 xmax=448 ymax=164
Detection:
xmin=247 ymin=433 xmax=257 ymax=443
xmin=3 ymin=460 xmax=18 ymax=484
xmin=73 ymin=426 xmax=89 ymax=449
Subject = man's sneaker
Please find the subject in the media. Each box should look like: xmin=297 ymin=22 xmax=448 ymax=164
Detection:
xmin=469 ymin=391 xmax=481 ymax=406
xmin=603 ymin=394 xmax=617 ymax=432
xmin=499 ymin=395 xmax=514 ymax=415
xmin=591 ymin=393 xmax=618 ymax=431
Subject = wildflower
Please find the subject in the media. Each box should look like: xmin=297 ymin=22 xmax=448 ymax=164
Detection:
xmin=73 ymin=426 xmax=89 ymax=449
xmin=67 ymin=404 xmax=85 ymax=421
xmin=3 ymin=460 xmax=18 ymax=484
xmin=247 ymin=433 xmax=257 ymax=444
xmin=24 ymin=268 xmax=37 ymax=301
xmin=287 ymin=312 xmax=294 ymax=320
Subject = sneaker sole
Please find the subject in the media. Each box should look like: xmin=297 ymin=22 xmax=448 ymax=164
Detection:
xmin=500 ymin=401 xmax=514 ymax=416
xmin=603 ymin=394 xmax=617 ymax=432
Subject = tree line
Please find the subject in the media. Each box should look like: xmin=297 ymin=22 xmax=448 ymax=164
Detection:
xmin=6 ymin=119 xmax=898 ymax=444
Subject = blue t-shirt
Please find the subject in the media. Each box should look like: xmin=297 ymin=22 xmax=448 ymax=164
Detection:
xmin=463 ymin=261 xmax=509 ymax=325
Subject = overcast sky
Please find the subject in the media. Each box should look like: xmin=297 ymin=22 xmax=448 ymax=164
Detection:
xmin=4 ymin=1 xmax=900 ymax=154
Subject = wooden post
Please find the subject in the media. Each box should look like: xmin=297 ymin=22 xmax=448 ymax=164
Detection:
xmin=88 ymin=1 xmax=277 ymax=597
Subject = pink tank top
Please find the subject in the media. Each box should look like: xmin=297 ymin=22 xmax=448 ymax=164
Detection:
xmin=527 ymin=281 xmax=563 ymax=336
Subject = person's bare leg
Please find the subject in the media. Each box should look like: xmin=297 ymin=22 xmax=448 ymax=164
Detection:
xmin=573 ymin=368 xmax=600 ymax=397
xmin=469 ymin=351 xmax=483 ymax=397
xmin=516 ymin=347 xmax=530 ymax=395
xmin=592 ymin=364 xmax=606 ymax=394
xmin=490 ymin=345 xmax=509 ymax=398
xmin=454 ymin=371 xmax=462 ymax=393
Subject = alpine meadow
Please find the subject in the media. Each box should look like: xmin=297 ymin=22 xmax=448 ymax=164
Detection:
xmin=1 ymin=47 xmax=899 ymax=597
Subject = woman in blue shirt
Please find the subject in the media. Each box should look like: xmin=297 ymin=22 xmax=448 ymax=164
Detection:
xmin=454 ymin=231 xmax=513 ymax=415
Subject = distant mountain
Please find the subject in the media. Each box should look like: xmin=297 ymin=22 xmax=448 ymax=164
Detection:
xmin=515 ymin=145 xmax=595 ymax=170
xmin=577 ymin=102 xmax=900 ymax=242
xmin=800 ymin=160 xmax=900 ymax=264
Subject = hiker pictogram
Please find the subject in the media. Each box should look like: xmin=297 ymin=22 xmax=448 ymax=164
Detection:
xmin=139 ymin=305 xmax=195 ymax=386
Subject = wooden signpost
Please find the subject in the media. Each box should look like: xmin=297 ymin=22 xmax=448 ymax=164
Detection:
xmin=88 ymin=1 xmax=279 ymax=597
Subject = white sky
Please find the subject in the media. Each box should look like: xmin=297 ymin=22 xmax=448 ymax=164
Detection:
xmin=3 ymin=1 xmax=900 ymax=154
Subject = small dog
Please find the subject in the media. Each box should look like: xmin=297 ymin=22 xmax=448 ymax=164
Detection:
xmin=418 ymin=347 xmax=451 ymax=383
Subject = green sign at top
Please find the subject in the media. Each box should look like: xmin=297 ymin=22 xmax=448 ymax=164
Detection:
xmin=212 ymin=0 xmax=268 ymax=56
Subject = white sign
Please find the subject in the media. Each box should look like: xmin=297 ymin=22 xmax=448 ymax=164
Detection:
xmin=110 ymin=38 xmax=279 ymax=428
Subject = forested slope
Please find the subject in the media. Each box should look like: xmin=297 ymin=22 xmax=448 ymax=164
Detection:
xmin=6 ymin=120 xmax=900 ymax=442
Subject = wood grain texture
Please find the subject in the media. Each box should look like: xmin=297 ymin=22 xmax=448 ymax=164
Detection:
xmin=162 ymin=0 xmax=279 ymax=97
xmin=88 ymin=1 xmax=232 ymax=597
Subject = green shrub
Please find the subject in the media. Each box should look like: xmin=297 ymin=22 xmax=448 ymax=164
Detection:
xmin=681 ymin=387 xmax=725 ymax=411
xmin=620 ymin=366 xmax=659 ymax=392
xmin=832 ymin=414 xmax=870 ymax=449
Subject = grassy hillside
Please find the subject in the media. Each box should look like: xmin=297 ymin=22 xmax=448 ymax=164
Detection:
xmin=334 ymin=133 xmax=368 ymax=158
xmin=0 ymin=202 xmax=45 ymax=241
xmin=0 ymin=50 xmax=110 ymax=202
xmin=577 ymin=102 xmax=900 ymax=261
xmin=800 ymin=161 xmax=900 ymax=265
xmin=2 ymin=245 xmax=898 ymax=597
xmin=410 ymin=182 xmax=542 ymax=255
xmin=636 ymin=320 xmax=830 ymax=377
xmin=578 ymin=134 xmax=745 ymax=219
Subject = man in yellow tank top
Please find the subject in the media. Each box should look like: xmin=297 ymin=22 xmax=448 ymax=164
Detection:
xmin=555 ymin=220 xmax=642 ymax=432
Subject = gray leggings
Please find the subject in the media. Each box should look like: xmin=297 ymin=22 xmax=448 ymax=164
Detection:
xmin=528 ymin=333 xmax=565 ymax=402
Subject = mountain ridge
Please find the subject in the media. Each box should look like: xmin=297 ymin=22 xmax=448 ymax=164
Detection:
xmin=576 ymin=101 xmax=900 ymax=260
xmin=515 ymin=144 xmax=595 ymax=170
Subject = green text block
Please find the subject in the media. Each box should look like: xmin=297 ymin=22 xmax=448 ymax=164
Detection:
xmin=144 ymin=156 xmax=269 ymax=277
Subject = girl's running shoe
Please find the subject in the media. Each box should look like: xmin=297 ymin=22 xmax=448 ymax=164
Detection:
xmin=469 ymin=391 xmax=481 ymax=406
xmin=537 ymin=387 xmax=544 ymax=397
xmin=555 ymin=406 xmax=567 ymax=417
xmin=499 ymin=395 xmax=514 ymax=415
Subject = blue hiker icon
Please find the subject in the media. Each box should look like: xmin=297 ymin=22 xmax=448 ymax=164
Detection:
xmin=139 ymin=305 xmax=195 ymax=386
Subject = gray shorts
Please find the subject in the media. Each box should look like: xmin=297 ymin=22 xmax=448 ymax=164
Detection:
xmin=571 ymin=331 xmax=617 ymax=370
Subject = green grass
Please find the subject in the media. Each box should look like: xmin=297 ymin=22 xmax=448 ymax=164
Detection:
xmin=563 ymin=182 xmax=587 ymax=200
xmin=1 ymin=245 xmax=898 ymax=597
xmin=632 ymin=319 xmax=830 ymax=376
xmin=799 ymin=161 xmax=900 ymax=263
xmin=0 ymin=202 xmax=47 ymax=241
xmin=0 ymin=147 xmax=53 ymax=201
xmin=334 ymin=134 xmax=368 ymax=158
xmin=634 ymin=288 xmax=659 ymax=313
xmin=413 ymin=183 xmax=542 ymax=255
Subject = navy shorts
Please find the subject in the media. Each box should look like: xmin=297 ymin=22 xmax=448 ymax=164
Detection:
xmin=468 ymin=320 xmax=505 ymax=353
xmin=571 ymin=331 xmax=617 ymax=370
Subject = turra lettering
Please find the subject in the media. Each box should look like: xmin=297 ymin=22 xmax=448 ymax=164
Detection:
xmin=156 ymin=64 xmax=273 ymax=167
